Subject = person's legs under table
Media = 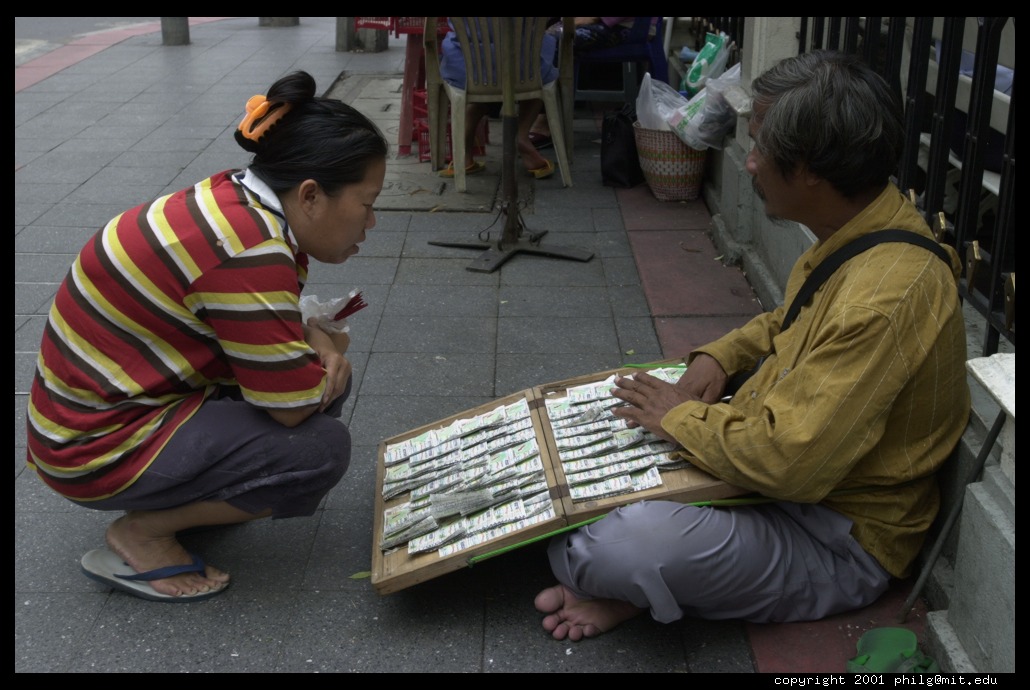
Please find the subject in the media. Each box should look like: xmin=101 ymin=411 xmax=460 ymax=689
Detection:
xmin=536 ymin=499 xmax=890 ymax=640
xmin=516 ymin=99 xmax=553 ymax=174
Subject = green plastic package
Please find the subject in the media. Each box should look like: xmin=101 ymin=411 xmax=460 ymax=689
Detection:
xmin=682 ymin=31 xmax=729 ymax=96
xmin=846 ymin=627 xmax=940 ymax=673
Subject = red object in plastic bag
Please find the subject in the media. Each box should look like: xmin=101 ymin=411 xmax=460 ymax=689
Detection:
xmin=333 ymin=292 xmax=368 ymax=321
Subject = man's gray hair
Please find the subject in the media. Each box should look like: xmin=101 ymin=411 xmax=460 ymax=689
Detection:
xmin=751 ymin=50 xmax=904 ymax=198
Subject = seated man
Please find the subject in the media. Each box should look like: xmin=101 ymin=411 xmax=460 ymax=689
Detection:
xmin=534 ymin=49 xmax=971 ymax=641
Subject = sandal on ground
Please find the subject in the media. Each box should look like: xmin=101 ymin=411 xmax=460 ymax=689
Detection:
xmin=438 ymin=160 xmax=486 ymax=178
xmin=527 ymin=159 xmax=555 ymax=180
xmin=80 ymin=547 xmax=229 ymax=603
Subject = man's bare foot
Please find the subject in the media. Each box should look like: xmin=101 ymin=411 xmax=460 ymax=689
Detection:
xmin=105 ymin=514 xmax=230 ymax=598
xmin=534 ymin=584 xmax=644 ymax=641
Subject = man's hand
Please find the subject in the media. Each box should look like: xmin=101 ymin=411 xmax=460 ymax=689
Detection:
xmin=673 ymin=353 xmax=728 ymax=403
xmin=610 ymin=371 xmax=698 ymax=444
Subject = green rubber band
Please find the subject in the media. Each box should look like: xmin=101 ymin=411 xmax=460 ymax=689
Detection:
xmin=622 ymin=362 xmax=686 ymax=369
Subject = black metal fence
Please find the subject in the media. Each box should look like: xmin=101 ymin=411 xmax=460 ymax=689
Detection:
xmin=800 ymin=17 xmax=1015 ymax=356
xmin=693 ymin=17 xmax=1015 ymax=356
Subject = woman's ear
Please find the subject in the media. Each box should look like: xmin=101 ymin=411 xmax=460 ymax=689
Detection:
xmin=297 ymin=179 xmax=322 ymax=213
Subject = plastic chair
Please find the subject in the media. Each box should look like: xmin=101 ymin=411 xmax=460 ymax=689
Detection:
xmin=574 ymin=17 xmax=668 ymax=105
xmin=423 ymin=17 xmax=573 ymax=192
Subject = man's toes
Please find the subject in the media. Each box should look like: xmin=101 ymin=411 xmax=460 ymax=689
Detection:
xmin=551 ymin=621 xmax=572 ymax=641
xmin=534 ymin=585 xmax=564 ymax=613
xmin=541 ymin=612 xmax=562 ymax=633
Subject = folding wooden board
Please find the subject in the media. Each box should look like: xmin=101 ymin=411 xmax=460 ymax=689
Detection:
xmin=371 ymin=361 xmax=748 ymax=594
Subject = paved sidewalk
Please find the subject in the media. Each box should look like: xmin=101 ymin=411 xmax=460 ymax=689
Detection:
xmin=15 ymin=17 xmax=929 ymax=674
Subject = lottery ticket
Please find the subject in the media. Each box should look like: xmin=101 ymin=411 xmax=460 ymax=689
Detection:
xmin=563 ymin=456 xmax=658 ymax=486
xmin=406 ymin=519 xmax=467 ymax=554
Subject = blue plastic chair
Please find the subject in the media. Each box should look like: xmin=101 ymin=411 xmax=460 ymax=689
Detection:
xmin=573 ymin=17 xmax=668 ymax=104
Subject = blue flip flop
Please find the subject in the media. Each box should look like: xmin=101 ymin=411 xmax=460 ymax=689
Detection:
xmin=80 ymin=547 xmax=228 ymax=603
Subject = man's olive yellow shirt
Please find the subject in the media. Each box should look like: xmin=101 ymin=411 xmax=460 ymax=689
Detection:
xmin=663 ymin=185 xmax=970 ymax=578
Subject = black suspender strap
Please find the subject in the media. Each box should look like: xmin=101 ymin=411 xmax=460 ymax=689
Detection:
xmin=780 ymin=229 xmax=953 ymax=331
xmin=723 ymin=229 xmax=952 ymax=397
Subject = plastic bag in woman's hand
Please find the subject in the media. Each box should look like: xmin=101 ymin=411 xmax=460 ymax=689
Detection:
xmin=299 ymin=290 xmax=367 ymax=334
xmin=635 ymin=72 xmax=688 ymax=131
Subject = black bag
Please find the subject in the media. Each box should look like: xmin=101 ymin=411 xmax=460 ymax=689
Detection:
xmin=601 ymin=104 xmax=645 ymax=188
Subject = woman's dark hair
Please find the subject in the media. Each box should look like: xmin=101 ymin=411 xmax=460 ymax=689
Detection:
xmin=235 ymin=71 xmax=388 ymax=195
xmin=750 ymin=50 xmax=904 ymax=199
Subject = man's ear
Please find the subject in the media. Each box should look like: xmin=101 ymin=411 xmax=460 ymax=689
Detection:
xmin=801 ymin=166 xmax=822 ymax=188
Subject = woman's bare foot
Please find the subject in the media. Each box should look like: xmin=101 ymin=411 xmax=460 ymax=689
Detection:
xmin=529 ymin=113 xmax=551 ymax=139
xmin=517 ymin=137 xmax=551 ymax=172
xmin=105 ymin=513 xmax=230 ymax=598
xmin=534 ymin=584 xmax=644 ymax=641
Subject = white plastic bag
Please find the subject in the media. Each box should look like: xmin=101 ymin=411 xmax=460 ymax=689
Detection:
xmin=299 ymin=289 xmax=366 ymax=334
xmin=682 ymin=31 xmax=730 ymax=96
xmin=668 ymin=62 xmax=741 ymax=151
xmin=635 ymin=72 xmax=688 ymax=131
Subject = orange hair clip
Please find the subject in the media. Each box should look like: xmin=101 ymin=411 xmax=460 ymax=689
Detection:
xmin=237 ymin=94 xmax=293 ymax=143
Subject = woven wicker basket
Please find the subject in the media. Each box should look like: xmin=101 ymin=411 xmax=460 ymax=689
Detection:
xmin=632 ymin=121 xmax=707 ymax=201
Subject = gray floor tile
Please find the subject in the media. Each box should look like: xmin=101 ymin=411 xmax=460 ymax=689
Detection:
xmin=361 ymin=352 xmax=496 ymax=397
xmin=373 ymin=315 xmax=497 ymax=354
xmin=497 ymin=316 xmax=620 ymax=355
xmin=15 ymin=593 xmax=111 ymax=673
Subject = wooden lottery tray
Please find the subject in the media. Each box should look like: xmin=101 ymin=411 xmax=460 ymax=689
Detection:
xmin=371 ymin=361 xmax=746 ymax=594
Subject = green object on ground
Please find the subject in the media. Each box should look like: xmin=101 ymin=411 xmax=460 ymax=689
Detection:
xmin=846 ymin=627 xmax=940 ymax=673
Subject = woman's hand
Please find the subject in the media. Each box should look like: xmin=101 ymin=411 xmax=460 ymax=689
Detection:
xmin=324 ymin=329 xmax=350 ymax=356
xmin=304 ymin=319 xmax=353 ymax=411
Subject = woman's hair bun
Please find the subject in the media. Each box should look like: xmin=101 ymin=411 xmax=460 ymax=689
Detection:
xmin=235 ymin=94 xmax=293 ymax=152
